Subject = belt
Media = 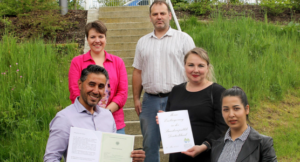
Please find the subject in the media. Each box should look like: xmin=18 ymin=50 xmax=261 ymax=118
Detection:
xmin=146 ymin=92 xmax=170 ymax=98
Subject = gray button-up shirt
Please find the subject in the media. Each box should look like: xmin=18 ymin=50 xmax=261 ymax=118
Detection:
xmin=218 ymin=126 xmax=251 ymax=162
xmin=44 ymin=98 xmax=116 ymax=162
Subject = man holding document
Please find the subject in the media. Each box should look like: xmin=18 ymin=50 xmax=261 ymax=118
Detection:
xmin=44 ymin=65 xmax=145 ymax=162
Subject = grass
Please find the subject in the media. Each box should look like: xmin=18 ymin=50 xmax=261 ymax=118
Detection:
xmin=172 ymin=14 xmax=300 ymax=161
xmin=0 ymin=34 xmax=78 ymax=161
xmin=0 ymin=14 xmax=299 ymax=161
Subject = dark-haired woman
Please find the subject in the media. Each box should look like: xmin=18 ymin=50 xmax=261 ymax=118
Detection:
xmin=68 ymin=20 xmax=127 ymax=134
xmin=182 ymin=86 xmax=278 ymax=162
xmin=157 ymin=47 xmax=228 ymax=162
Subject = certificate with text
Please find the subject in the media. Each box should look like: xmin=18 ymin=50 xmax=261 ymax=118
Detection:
xmin=158 ymin=110 xmax=195 ymax=154
xmin=67 ymin=127 xmax=134 ymax=162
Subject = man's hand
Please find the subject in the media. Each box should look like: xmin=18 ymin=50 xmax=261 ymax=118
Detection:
xmin=134 ymin=99 xmax=142 ymax=116
xmin=131 ymin=150 xmax=145 ymax=162
xmin=181 ymin=145 xmax=207 ymax=158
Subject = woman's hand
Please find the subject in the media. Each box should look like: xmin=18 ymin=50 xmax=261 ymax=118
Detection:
xmin=156 ymin=110 xmax=165 ymax=124
xmin=181 ymin=144 xmax=207 ymax=158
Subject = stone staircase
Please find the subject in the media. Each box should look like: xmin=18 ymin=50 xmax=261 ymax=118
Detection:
xmin=84 ymin=6 xmax=169 ymax=162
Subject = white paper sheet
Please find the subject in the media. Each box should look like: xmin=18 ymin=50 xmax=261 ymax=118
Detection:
xmin=158 ymin=110 xmax=195 ymax=154
xmin=67 ymin=127 xmax=134 ymax=162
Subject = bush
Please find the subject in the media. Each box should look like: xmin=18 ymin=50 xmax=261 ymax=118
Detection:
xmin=260 ymin=0 xmax=292 ymax=15
xmin=174 ymin=1 xmax=214 ymax=15
xmin=0 ymin=0 xmax=59 ymax=16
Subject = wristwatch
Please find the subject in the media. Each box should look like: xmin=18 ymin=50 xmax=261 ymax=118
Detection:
xmin=202 ymin=141 xmax=211 ymax=151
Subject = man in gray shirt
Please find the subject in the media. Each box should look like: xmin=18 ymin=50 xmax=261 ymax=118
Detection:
xmin=44 ymin=65 xmax=145 ymax=162
xmin=132 ymin=1 xmax=195 ymax=162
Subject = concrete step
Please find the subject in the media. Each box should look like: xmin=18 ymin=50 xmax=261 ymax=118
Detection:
xmin=127 ymin=85 xmax=145 ymax=97
xmin=122 ymin=57 xmax=134 ymax=67
xmin=126 ymin=66 xmax=134 ymax=73
xmin=99 ymin=10 xmax=148 ymax=18
xmin=106 ymin=50 xmax=136 ymax=57
xmin=99 ymin=17 xmax=149 ymax=23
xmin=107 ymin=35 xmax=142 ymax=43
xmin=107 ymin=28 xmax=152 ymax=37
xmin=105 ymin=42 xmax=136 ymax=51
xmin=105 ymin=22 xmax=153 ymax=29
xmin=134 ymin=135 xmax=164 ymax=150
xmin=124 ymin=121 xmax=141 ymax=135
xmin=124 ymin=95 xmax=144 ymax=108
xmin=124 ymin=108 xmax=139 ymax=121
xmin=160 ymin=149 xmax=170 ymax=162
xmin=127 ymin=74 xmax=132 ymax=85
xmin=99 ymin=6 xmax=149 ymax=12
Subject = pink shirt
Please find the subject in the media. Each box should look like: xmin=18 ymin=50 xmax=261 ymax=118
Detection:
xmin=68 ymin=50 xmax=127 ymax=130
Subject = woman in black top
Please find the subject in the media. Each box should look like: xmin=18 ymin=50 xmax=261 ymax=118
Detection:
xmin=162 ymin=47 xmax=228 ymax=162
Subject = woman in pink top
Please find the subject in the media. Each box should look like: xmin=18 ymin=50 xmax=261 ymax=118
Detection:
xmin=68 ymin=20 xmax=127 ymax=134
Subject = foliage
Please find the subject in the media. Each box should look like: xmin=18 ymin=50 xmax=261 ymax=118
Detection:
xmin=68 ymin=0 xmax=85 ymax=10
xmin=0 ymin=0 xmax=58 ymax=16
xmin=97 ymin=0 xmax=126 ymax=7
xmin=0 ymin=34 xmax=78 ymax=161
xmin=260 ymin=0 xmax=292 ymax=15
xmin=0 ymin=10 xmax=77 ymax=40
xmin=174 ymin=1 xmax=215 ymax=15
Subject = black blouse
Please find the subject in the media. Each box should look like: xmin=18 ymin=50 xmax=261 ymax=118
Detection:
xmin=166 ymin=82 xmax=228 ymax=162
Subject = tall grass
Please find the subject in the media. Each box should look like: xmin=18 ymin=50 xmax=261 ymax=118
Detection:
xmin=173 ymin=15 xmax=300 ymax=160
xmin=0 ymin=34 xmax=77 ymax=161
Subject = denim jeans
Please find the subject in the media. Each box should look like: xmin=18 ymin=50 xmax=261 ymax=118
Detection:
xmin=116 ymin=127 xmax=125 ymax=134
xmin=139 ymin=93 xmax=168 ymax=162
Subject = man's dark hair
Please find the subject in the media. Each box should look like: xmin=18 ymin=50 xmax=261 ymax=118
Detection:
xmin=221 ymin=86 xmax=250 ymax=122
xmin=80 ymin=65 xmax=109 ymax=82
xmin=149 ymin=0 xmax=171 ymax=14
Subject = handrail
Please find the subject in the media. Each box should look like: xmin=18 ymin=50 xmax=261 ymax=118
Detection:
xmin=166 ymin=0 xmax=181 ymax=31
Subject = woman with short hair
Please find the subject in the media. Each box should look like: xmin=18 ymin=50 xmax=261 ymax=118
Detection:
xmin=68 ymin=20 xmax=127 ymax=134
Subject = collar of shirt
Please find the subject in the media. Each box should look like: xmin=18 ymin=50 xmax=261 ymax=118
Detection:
xmin=150 ymin=26 xmax=175 ymax=39
xmin=83 ymin=50 xmax=113 ymax=63
xmin=224 ymin=125 xmax=251 ymax=142
xmin=74 ymin=97 xmax=101 ymax=115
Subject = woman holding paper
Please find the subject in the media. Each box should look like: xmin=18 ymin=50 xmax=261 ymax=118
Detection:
xmin=68 ymin=20 xmax=127 ymax=134
xmin=183 ymin=86 xmax=277 ymax=162
xmin=158 ymin=47 xmax=228 ymax=162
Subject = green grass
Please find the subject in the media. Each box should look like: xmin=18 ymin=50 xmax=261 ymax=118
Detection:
xmin=172 ymin=15 xmax=300 ymax=161
xmin=0 ymin=14 xmax=299 ymax=161
xmin=0 ymin=34 xmax=78 ymax=161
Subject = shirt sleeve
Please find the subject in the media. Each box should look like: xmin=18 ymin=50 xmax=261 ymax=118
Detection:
xmin=44 ymin=114 xmax=70 ymax=162
xmin=132 ymin=39 xmax=143 ymax=70
xmin=204 ymin=84 xmax=229 ymax=145
xmin=182 ymin=32 xmax=196 ymax=55
xmin=68 ymin=57 xmax=81 ymax=103
xmin=111 ymin=58 xmax=128 ymax=109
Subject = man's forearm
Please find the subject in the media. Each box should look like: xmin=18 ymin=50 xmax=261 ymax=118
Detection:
xmin=132 ymin=68 xmax=143 ymax=100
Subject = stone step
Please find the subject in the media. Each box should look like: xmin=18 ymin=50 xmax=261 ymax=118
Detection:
xmin=107 ymin=35 xmax=142 ymax=43
xmin=107 ymin=28 xmax=152 ymax=37
xmin=127 ymin=74 xmax=132 ymax=85
xmin=106 ymin=50 xmax=136 ymax=57
xmin=99 ymin=6 xmax=149 ymax=12
xmin=124 ymin=95 xmax=144 ymax=108
xmin=134 ymin=135 xmax=164 ymax=150
xmin=122 ymin=57 xmax=134 ymax=67
xmin=126 ymin=66 xmax=134 ymax=73
xmin=99 ymin=10 xmax=149 ymax=18
xmin=160 ymin=149 xmax=170 ymax=162
xmin=105 ymin=42 xmax=136 ymax=51
xmin=124 ymin=108 xmax=139 ymax=121
xmin=99 ymin=17 xmax=149 ymax=23
xmin=127 ymin=85 xmax=145 ymax=97
xmin=105 ymin=22 xmax=153 ymax=29
xmin=124 ymin=121 xmax=141 ymax=135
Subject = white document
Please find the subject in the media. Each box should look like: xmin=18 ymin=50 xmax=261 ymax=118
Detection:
xmin=158 ymin=110 xmax=195 ymax=154
xmin=67 ymin=127 xmax=134 ymax=162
